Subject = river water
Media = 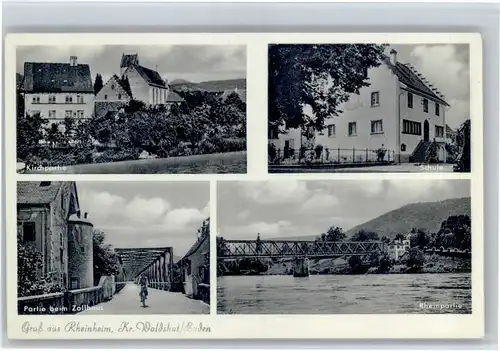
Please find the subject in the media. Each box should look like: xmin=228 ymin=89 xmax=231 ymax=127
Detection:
xmin=217 ymin=273 xmax=471 ymax=314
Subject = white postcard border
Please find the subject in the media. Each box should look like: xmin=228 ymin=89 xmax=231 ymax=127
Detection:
xmin=5 ymin=32 xmax=482 ymax=340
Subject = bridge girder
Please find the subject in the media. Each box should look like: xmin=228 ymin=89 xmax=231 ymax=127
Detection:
xmin=217 ymin=240 xmax=385 ymax=259
xmin=115 ymin=247 xmax=173 ymax=279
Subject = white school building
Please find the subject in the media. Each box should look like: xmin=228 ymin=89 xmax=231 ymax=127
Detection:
xmin=269 ymin=48 xmax=451 ymax=164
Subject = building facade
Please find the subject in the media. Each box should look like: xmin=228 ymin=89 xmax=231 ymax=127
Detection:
xmin=94 ymin=74 xmax=133 ymax=119
xmin=269 ymin=48 xmax=451 ymax=164
xmin=20 ymin=56 xmax=94 ymax=128
xmin=387 ymin=234 xmax=411 ymax=261
xmin=94 ymin=53 xmax=183 ymax=117
xmin=179 ymin=233 xmax=209 ymax=301
xmin=120 ymin=53 xmax=170 ymax=105
xmin=17 ymin=181 xmax=93 ymax=292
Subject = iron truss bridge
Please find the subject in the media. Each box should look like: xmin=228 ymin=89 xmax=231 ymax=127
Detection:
xmin=115 ymin=247 xmax=173 ymax=279
xmin=217 ymin=240 xmax=385 ymax=259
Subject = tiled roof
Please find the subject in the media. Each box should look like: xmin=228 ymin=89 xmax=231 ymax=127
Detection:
xmin=383 ymin=56 xmax=449 ymax=106
xmin=120 ymin=54 xmax=139 ymax=68
xmin=134 ymin=65 xmax=166 ymax=88
xmin=180 ymin=234 xmax=208 ymax=261
xmin=21 ymin=62 xmax=93 ymax=94
xmin=17 ymin=181 xmax=63 ymax=205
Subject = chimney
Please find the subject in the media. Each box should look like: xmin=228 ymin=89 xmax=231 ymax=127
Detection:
xmin=84 ymin=212 xmax=88 ymax=219
xmin=70 ymin=56 xmax=78 ymax=66
xmin=390 ymin=49 xmax=397 ymax=65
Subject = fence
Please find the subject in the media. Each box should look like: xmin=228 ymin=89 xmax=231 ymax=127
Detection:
xmin=149 ymin=281 xmax=171 ymax=291
xmin=269 ymin=147 xmax=395 ymax=166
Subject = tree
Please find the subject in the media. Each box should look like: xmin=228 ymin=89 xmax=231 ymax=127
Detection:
xmin=17 ymin=232 xmax=61 ymax=297
xmin=410 ymin=229 xmax=430 ymax=249
xmin=348 ymin=255 xmax=365 ymax=274
xmin=197 ymin=217 xmax=210 ymax=239
xmin=322 ymin=226 xmax=346 ymax=241
xmin=93 ymin=73 xmax=104 ymax=96
xmin=432 ymin=215 xmax=471 ymax=250
xmin=93 ymin=229 xmax=119 ymax=285
xmin=403 ymin=248 xmax=425 ymax=273
xmin=45 ymin=123 xmax=63 ymax=148
xmin=120 ymin=76 xmax=132 ymax=96
xmin=377 ymin=253 xmax=393 ymax=273
xmin=395 ymin=233 xmax=405 ymax=241
xmin=17 ymin=112 xmax=48 ymax=160
xmin=351 ymin=229 xmax=379 ymax=242
xmin=61 ymin=116 xmax=76 ymax=145
xmin=216 ymin=236 xmax=227 ymax=258
xmin=454 ymin=119 xmax=471 ymax=172
xmin=268 ymin=44 xmax=387 ymax=131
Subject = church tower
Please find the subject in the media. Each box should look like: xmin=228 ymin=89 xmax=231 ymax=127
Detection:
xmin=120 ymin=53 xmax=139 ymax=76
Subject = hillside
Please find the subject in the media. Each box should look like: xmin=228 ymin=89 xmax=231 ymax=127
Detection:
xmin=169 ymin=78 xmax=192 ymax=85
xmin=345 ymin=197 xmax=471 ymax=239
xmin=268 ymin=197 xmax=471 ymax=241
xmin=170 ymin=78 xmax=246 ymax=92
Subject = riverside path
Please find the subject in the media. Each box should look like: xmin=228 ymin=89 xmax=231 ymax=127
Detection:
xmin=80 ymin=283 xmax=209 ymax=315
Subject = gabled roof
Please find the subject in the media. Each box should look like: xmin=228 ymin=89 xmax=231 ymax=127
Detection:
xmin=120 ymin=53 xmax=139 ymax=68
xmin=21 ymin=62 xmax=93 ymax=94
xmin=132 ymin=65 xmax=167 ymax=88
xmin=180 ymin=233 xmax=208 ymax=262
xmin=17 ymin=181 xmax=64 ymax=205
xmin=382 ymin=56 xmax=449 ymax=106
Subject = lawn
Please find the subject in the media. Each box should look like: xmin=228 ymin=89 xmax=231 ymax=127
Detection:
xmin=23 ymin=151 xmax=247 ymax=174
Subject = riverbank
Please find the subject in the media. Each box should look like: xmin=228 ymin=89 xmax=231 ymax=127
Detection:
xmin=222 ymin=253 xmax=471 ymax=276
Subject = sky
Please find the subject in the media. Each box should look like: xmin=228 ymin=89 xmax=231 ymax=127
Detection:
xmin=76 ymin=181 xmax=209 ymax=258
xmin=217 ymin=179 xmax=470 ymax=240
xmin=17 ymin=45 xmax=246 ymax=84
xmin=391 ymin=44 xmax=470 ymax=129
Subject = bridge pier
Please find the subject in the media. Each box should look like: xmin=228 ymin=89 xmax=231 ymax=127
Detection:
xmin=292 ymin=257 xmax=309 ymax=277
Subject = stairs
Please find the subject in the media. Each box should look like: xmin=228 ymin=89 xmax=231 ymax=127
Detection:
xmin=410 ymin=140 xmax=432 ymax=163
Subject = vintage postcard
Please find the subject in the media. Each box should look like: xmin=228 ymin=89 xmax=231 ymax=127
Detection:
xmin=5 ymin=33 xmax=483 ymax=340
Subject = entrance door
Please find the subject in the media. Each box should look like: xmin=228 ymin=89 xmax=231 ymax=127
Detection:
xmin=284 ymin=140 xmax=290 ymax=158
xmin=423 ymin=120 xmax=430 ymax=142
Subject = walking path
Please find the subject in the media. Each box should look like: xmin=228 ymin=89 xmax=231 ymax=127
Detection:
xmin=80 ymin=283 xmax=209 ymax=315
